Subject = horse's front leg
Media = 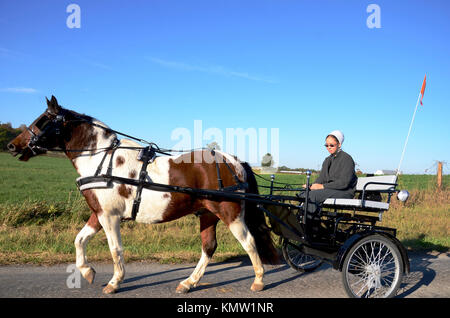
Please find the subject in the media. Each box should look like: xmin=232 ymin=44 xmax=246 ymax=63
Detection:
xmin=75 ymin=212 xmax=102 ymax=284
xmin=98 ymin=213 xmax=125 ymax=294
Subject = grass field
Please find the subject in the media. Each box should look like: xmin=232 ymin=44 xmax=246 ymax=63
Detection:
xmin=0 ymin=152 xmax=448 ymax=265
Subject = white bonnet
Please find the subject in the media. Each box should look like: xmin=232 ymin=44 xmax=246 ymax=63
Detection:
xmin=328 ymin=130 xmax=344 ymax=145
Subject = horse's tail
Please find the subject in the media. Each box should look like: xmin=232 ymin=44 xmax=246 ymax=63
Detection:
xmin=241 ymin=162 xmax=280 ymax=265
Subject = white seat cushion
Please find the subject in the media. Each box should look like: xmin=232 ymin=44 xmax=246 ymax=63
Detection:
xmin=323 ymin=198 xmax=390 ymax=210
xmin=356 ymin=175 xmax=397 ymax=191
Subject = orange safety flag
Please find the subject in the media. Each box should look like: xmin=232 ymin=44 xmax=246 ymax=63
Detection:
xmin=420 ymin=75 xmax=426 ymax=105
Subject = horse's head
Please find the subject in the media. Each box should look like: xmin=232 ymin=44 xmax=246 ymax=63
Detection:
xmin=7 ymin=95 xmax=68 ymax=161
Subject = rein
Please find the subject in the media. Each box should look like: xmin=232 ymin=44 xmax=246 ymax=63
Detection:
xmin=27 ymin=108 xmax=171 ymax=155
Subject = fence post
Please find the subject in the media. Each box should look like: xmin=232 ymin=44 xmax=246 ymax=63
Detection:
xmin=437 ymin=161 xmax=443 ymax=189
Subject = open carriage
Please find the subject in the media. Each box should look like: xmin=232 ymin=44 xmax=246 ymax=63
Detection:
xmin=258 ymin=173 xmax=410 ymax=298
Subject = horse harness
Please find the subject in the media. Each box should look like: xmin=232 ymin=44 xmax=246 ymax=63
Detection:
xmin=25 ymin=108 xmax=248 ymax=221
xmin=75 ymin=141 xmax=247 ymax=221
xmin=75 ymin=138 xmax=159 ymax=221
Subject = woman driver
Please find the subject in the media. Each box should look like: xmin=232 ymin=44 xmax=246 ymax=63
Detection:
xmin=302 ymin=130 xmax=357 ymax=216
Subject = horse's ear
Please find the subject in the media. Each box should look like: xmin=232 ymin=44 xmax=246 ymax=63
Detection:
xmin=46 ymin=95 xmax=61 ymax=114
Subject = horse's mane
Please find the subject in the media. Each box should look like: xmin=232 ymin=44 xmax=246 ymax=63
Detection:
xmin=65 ymin=108 xmax=96 ymax=124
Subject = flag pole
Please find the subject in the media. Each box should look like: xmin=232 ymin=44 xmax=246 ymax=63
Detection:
xmin=396 ymin=93 xmax=421 ymax=176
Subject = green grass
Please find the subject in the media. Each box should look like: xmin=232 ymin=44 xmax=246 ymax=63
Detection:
xmin=0 ymin=152 xmax=79 ymax=204
xmin=0 ymin=152 xmax=448 ymax=265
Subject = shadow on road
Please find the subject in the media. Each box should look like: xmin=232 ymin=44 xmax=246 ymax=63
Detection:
xmin=397 ymin=252 xmax=438 ymax=298
xmin=118 ymin=264 xmax=196 ymax=292
xmin=107 ymin=251 xmax=446 ymax=297
xmin=117 ymin=256 xmax=331 ymax=294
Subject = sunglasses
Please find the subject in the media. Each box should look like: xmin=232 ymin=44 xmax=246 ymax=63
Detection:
xmin=324 ymin=144 xmax=337 ymax=148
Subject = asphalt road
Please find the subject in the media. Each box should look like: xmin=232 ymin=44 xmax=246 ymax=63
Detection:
xmin=0 ymin=252 xmax=448 ymax=299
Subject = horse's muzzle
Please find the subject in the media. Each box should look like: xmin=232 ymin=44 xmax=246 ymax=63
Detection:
xmin=7 ymin=142 xmax=19 ymax=156
xmin=7 ymin=141 xmax=35 ymax=161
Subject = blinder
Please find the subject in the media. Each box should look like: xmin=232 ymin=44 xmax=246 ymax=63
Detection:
xmin=26 ymin=110 xmax=66 ymax=154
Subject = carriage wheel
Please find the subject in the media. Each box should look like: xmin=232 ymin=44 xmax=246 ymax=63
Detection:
xmin=342 ymin=234 xmax=404 ymax=298
xmin=281 ymin=238 xmax=323 ymax=272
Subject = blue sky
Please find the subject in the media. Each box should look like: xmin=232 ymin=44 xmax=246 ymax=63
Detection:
xmin=1 ymin=0 xmax=449 ymax=174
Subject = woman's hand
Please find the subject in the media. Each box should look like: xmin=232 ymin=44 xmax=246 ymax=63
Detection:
xmin=310 ymin=183 xmax=324 ymax=190
xmin=302 ymin=183 xmax=324 ymax=190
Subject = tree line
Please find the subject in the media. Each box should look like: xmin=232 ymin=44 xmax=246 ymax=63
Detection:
xmin=0 ymin=122 xmax=26 ymax=150
xmin=277 ymin=165 xmax=320 ymax=174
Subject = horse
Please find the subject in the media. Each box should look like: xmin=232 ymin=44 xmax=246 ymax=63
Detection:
xmin=7 ymin=96 xmax=279 ymax=294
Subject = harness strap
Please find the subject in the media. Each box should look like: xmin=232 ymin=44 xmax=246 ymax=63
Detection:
xmin=131 ymin=146 xmax=155 ymax=220
xmin=94 ymin=138 xmax=119 ymax=177
xmin=210 ymin=149 xmax=245 ymax=191
xmin=76 ymin=176 xmax=112 ymax=191
xmin=106 ymin=139 xmax=120 ymax=176
xmin=222 ymin=156 xmax=243 ymax=186
xmin=210 ymin=149 xmax=224 ymax=190
xmin=76 ymin=138 xmax=119 ymax=191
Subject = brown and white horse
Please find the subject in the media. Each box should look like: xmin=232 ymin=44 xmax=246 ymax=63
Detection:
xmin=7 ymin=96 xmax=279 ymax=294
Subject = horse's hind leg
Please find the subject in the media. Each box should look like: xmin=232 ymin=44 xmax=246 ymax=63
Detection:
xmin=75 ymin=212 xmax=102 ymax=284
xmin=176 ymin=212 xmax=219 ymax=293
xmin=228 ymin=212 xmax=265 ymax=292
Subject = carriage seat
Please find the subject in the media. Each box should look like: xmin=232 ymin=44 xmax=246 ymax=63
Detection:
xmin=322 ymin=175 xmax=397 ymax=212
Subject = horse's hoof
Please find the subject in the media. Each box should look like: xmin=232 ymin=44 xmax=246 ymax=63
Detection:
xmin=250 ymin=283 xmax=264 ymax=292
xmin=103 ymin=284 xmax=118 ymax=294
xmin=84 ymin=268 xmax=96 ymax=284
xmin=176 ymin=283 xmax=191 ymax=294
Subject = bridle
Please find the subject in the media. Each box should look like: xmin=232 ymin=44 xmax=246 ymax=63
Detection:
xmin=26 ymin=110 xmax=67 ymax=155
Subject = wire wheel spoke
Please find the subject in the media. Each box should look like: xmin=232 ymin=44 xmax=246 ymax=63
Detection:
xmin=344 ymin=237 xmax=402 ymax=298
xmin=287 ymin=244 xmax=319 ymax=268
xmin=282 ymin=239 xmax=323 ymax=272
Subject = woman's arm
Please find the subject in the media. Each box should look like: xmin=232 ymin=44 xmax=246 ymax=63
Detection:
xmin=323 ymin=155 xmax=355 ymax=190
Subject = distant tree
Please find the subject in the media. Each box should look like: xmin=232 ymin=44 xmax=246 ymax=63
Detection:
xmin=277 ymin=165 xmax=320 ymax=174
xmin=0 ymin=122 xmax=24 ymax=150
xmin=206 ymin=141 xmax=221 ymax=151
xmin=261 ymin=153 xmax=273 ymax=167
